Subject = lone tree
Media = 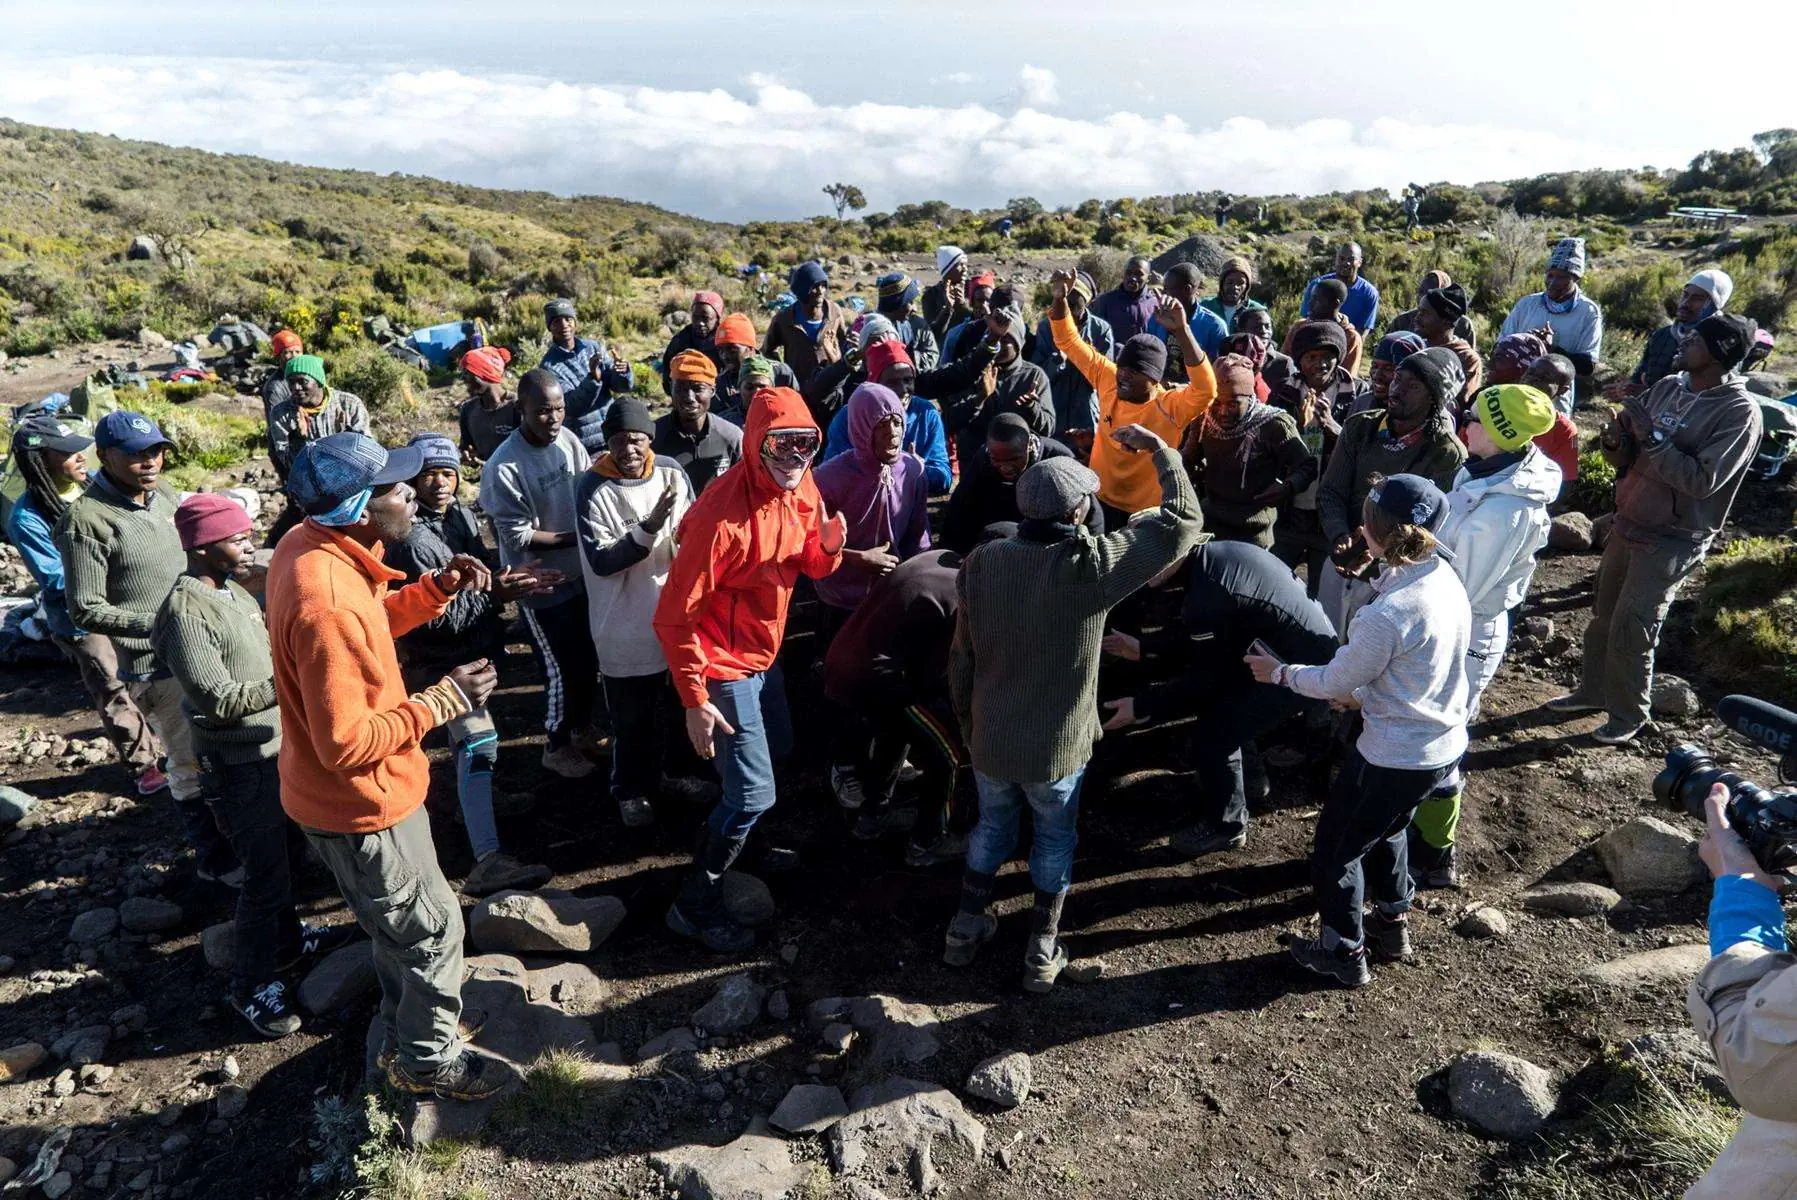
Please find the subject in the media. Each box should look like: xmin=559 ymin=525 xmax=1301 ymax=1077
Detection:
xmin=823 ymin=183 xmax=867 ymax=220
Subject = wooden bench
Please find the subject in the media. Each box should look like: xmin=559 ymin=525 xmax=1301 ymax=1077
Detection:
xmin=1674 ymin=206 xmax=1741 ymax=230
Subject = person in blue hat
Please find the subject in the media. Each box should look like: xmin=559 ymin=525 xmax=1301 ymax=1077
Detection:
xmin=761 ymin=261 xmax=848 ymax=388
xmin=1246 ymin=473 xmax=1472 ymax=988
xmin=874 ymin=271 xmax=940 ymax=371
xmin=56 ymin=410 xmax=237 ymax=881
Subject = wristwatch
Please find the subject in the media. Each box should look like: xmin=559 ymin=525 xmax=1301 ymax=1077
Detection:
xmin=1647 ymin=429 xmax=1668 ymax=448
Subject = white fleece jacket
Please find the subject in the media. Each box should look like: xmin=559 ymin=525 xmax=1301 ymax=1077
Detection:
xmin=1438 ymin=446 xmax=1562 ymax=620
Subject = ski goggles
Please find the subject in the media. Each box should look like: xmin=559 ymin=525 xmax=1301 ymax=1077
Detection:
xmin=761 ymin=428 xmax=820 ymax=467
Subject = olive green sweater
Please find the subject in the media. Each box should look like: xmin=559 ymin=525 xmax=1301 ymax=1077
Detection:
xmin=950 ymin=447 xmax=1203 ymax=782
xmin=151 ymin=575 xmax=281 ymax=764
xmin=54 ymin=474 xmax=184 ymax=679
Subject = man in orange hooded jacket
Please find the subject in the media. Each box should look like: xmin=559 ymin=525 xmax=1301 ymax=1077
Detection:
xmin=653 ymin=387 xmax=846 ymax=951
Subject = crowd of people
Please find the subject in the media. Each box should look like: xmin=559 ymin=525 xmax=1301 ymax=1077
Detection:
xmin=0 ymin=236 xmax=1769 ymax=1104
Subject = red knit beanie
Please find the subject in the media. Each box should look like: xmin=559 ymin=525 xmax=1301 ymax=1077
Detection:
xmin=176 ymin=493 xmax=252 ymax=551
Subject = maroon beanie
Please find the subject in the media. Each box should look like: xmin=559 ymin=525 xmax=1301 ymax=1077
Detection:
xmin=176 ymin=493 xmax=252 ymax=551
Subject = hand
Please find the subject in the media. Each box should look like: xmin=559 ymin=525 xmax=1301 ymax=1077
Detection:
xmin=495 ymin=563 xmax=561 ymax=601
xmin=1619 ymin=397 xmax=1652 ymax=438
xmin=447 ymin=658 xmax=498 ymax=709
xmin=1331 ymin=533 xmax=1357 ymax=559
xmin=1533 ymin=325 xmax=1555 ymax=347
xmin=1101 ymin=696 xmax=1144 ymax=731
xmin=685 ymin=702 xmax=735 ymax=759
xmin=1329 ymin=696 xmax=1363 ymax=712
xmin=1153 ymin=292 xmax=1187 ymax=332
xmin=984 ymin=311 xmax=1010 ymax=340
xmin=851 ymin=542 xmax=900 ymax=575
xmin=1111 ymin=423 xmax=1167 ymax=454
xmin=590 ymin=354 xmax=610 ymax=382
xmin=1699 ymin=781 xmax=1777 ymax=891
xmin=818 ymin=510 xmax=847 ymax=555
xmin=1101 ymin=631 xmax=1141 ymax=661
xmin=436 ymin=554 xmax=493 ymax=594
xmin=1016 ymin=386 xmax=1041 ymax=410
xmin=1049 ymin=270 xmax=1073 ymax=302
xmin=1251 ymin=481 xmax=1289 ymax=506
xmin=641 ymin=486 xmax=678 ymax=534
xmin=1243 ymin=653 xmax=1280 ymax=684
xmin=977 ymin=362 xmax=999 ymax=400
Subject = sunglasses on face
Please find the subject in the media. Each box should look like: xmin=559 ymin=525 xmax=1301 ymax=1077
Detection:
xmin=762 ymin=429 xmax=820 ymax=466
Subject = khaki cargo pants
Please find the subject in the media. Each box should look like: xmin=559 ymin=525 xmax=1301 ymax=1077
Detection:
xmin=303 ymin=805 xmax=464 ymax=1073
xmin=1577 ymin=534 xmax=1704 ymax=729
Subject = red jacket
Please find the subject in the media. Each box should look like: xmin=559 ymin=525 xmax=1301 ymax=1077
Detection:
xmin=653 ymin=387 xmax=842 ymax=707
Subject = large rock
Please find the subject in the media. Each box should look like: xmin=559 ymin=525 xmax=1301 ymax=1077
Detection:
xmin=1456 ymin=905 xmax=1510 ymax=940
xmin=1148 ymin=235 xmax=1231 ymax=280
xmin=1651 ymin=674 xmax=1699 ymax=718
xmin=0 ymin=1041 xmax=47 ymax=1084
xmin=468 ymin=890 xmax=625 ymax=954
xmin=1547 ymin=511 xmax=1594 ymax=552
xmin=1619 ymin=1029 xmax=1728 ymax=1098
xmin=68 ymin=907 xmax=119 ymax=943
xmin=693 ymin=973 xmax=766 ymax=1036
xmin=297 ymin=942 xmax=378 ymax=1015
xmin=202 ymin=922 xmax=234 ymax=972
xmin=126 ymin=236 xmax=160 ymax=262
xmin=0 ymin=785 xmax=34 ymax=828
xmin=118 ymin=896 xmax=182 ymax=934
xmin=651 ymin=1117 xmax=803 ymax=1200
xmin=1581 ymin=944 xmax=1710 ymax=989
xmin=1448 ymin=1051 xmax=1557 ymax=1140
xmin=1520 ymin=881 xmax=1625 ymax=917
xmin=1595 ymin=815 xmax=1704 ymax=898
xmin=965 ymin=1052 xmax=1032 ymax=1108
xmin=807 ymin=996 xmax=941 ymax=1074
xmin=770 ymin=1084 xmax=849 ymax=1134
xmin=828 ymin=1077 xmax=986 ymax=1184
xmin=721 ymin=872 xmax=774 ymax=928
xmin=50 ymin=1025 xmax=110 ymax=1065
xmin=525 ymin=962 xmax=609 ymax=1017
xmin=1745 ymin=372 xmax=1790 ymax=399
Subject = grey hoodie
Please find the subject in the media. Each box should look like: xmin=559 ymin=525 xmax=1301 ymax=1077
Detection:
xmin=1614 ymin=374 xmax=1762 ymax=549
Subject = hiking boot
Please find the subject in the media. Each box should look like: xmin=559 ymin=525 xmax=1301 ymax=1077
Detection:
xmin=666 ymin=901 xmax=754 ymax=953
xmin=542 ymin=745 xmax=597 ymax=779
xmin=1368 ymin=911 xmax=1413 ymax=962
xmin=376 ymin=1010 xmax=489 ymax=1072
xmin=1022 ymin=941 xmax=1068 ymax=994
xmin=943 ymin=911 xmax=997 ymax=967
xmin=904 ymin=831 xmax=966 ymax=869
xmin=1287 ymin=935 xmax=1372 ymax=988
xmin=830 ymin=765 xmax=867 ymax=810
xmin=134 ymin=765 xmax=169 ymax=797
xmin=1545 ymin=691 xmax=1604 ymax=714
xmin=1592 ymin=717 xmax=1646 ymax=746
xmin=387 ymin=1048 xmax=512 ymax=1102
xmin=1409 ymin=842 xmax=1461 ymax=891
xmin=278 ymin=921 xmax=361 ymax=973
xmin=462 ymin=851 xmax=553 ymax=898
xmin=229 ymin=980 xmax=302 ymax=1039
xmin=1170 ymin=822 xmax=1247 ymax=858
xmin=617 ymin=796 xmax=656 ymax=829
xmin=660 ymin=774 xmax=720 ymax=803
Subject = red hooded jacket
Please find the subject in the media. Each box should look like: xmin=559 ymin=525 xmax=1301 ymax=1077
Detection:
xmin=653 ymin=387 xmax=842 ymax=707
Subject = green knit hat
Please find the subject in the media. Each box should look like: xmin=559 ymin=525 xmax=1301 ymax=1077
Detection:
xmin=283 ymin=354 xmax=327 ymax=389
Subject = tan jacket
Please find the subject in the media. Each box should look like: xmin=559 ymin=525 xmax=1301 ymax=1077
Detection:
xmin=1685 ymin=943 xmax=1797 ymax=1198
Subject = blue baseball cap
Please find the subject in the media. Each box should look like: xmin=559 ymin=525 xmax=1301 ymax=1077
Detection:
xmin=1368 ymin=473 xmax=1449 ymax=532
xmin=94 ymin=411 xmax=173 ymax=454
xmin=287 ymin=432 xmax=425 ymax=515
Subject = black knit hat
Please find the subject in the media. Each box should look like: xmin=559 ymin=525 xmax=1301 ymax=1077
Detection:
xmin=602 ymin=398 xmax=656 ymax=440
xmin=1423 ymin=283 xmax=1469 ymax=321
xmin=1117 ymin=334 xmax=1169 ymax=381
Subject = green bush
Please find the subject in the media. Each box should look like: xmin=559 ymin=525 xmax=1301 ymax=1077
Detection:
xmin=325 ymin=343 xmax=427 ymax=418
xmin=1695 ymin=536 xmax=1797 ymax=707
xmin=1571 ymin=450 xmax=1616 ymax=515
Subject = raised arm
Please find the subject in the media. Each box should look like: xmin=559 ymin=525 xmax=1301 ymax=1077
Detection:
xmin=1048 ymin=271 xmax=1118 ymax=393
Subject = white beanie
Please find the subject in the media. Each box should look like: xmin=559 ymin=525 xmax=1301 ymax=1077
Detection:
xmin=935 ymin=245 xmax=967 ymax=277
xmin=1688 ymin=268 xmax=1734 ymax=311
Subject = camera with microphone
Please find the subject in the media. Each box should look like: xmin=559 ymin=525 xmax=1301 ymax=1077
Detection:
xmin=1653 ymin=694 xmax=1797 ymax=874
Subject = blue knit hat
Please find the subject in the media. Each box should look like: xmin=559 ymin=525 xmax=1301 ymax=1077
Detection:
xmin=406 ymin=432 xmax=460 ymax=474
xmin=789 ymin=261 xmax=829 ymax=297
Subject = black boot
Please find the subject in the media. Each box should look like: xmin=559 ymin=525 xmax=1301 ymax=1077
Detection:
xmin=1023 ymin=888 xmax=1068 ymax=993
xmin=666 ymin=825 xmax=753 ymax=953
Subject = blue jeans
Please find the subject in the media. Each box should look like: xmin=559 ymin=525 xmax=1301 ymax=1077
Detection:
xmin=966 ymin=768 xmax=1086 ymax=894
xmin=704 ymin=666 xmax=792 ymax=842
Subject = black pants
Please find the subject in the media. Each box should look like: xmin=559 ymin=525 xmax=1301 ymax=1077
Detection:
xmin=837 ymin=691 xmax=967 ymax=844
xmin=1310 ymin=747 xmax=1452 ymax=948
xmin=523 ymin=592 xmax=600 ymax=748
xmin=200 ymin=754 xmax=302 ymax=991
xmin=1273 ymin=508 xmax=1329 ymax=600
xmin=604 ymin=671 xmax=680 ymax=802
xmin=1192 ymin=682 xmax=1316 ymax=833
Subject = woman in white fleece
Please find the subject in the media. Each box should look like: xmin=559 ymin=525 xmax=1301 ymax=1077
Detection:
xmin=574 ymin=398 xmax=704 ymax=829
xmin=1247 ymin=473 xmax=1471 ymax=988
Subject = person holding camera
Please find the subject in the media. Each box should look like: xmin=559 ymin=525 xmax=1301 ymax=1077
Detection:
xmin=1246 ymin=474 xmax=1470 ymax=987
xmin=1548 ymin=313 xmax=1763 ymax=745
xmin=1687 ymin=780 xmax=1796 ymax=1198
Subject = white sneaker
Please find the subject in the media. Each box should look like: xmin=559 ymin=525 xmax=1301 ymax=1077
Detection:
xmin=542 ymin=745 xmax=597 ymax=778
xmin=830 ymin=765 xmax=867 ymax=810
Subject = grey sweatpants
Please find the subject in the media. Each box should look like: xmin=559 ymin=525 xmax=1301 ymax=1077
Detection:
xmin=1577 ymin=534 xmax=1704 ymax=729
xmin=303 ymin=805 xmax=464 ymax=1072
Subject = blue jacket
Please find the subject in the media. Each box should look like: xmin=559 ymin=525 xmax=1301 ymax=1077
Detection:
xmin=5 ymin=490 xmax=79 ymax=638
xmin=1030 ymin=312 xmax=1115 ymax=435
xmin=1145 ymin=305 xmax=1229 ymax=362
xmin=1301 ymin=274 xmax=1381 ymax=335
xmin=539 ymin=337 xmax=634 ymax=453
xmin=823 ymin=396 xmax=953 ymax=494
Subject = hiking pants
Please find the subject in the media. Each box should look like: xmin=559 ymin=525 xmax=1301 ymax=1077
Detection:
xmin=1578 ymin=535 xmax=1704 ymax=730
xmin=1312 ymin=747 xmax=1453 ymax=949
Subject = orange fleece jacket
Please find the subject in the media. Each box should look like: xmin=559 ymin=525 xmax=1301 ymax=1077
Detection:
xmin=266 ymin=519 xmax=452 ymax=834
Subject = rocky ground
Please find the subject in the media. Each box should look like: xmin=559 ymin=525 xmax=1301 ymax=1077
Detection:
xmin=0 ymin=368 xmax=1791 ymax=1200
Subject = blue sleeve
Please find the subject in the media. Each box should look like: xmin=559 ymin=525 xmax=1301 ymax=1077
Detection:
xmin=6 ymin=504 xmax=64 ymax=595
xmin=1191 ymin=309 xmax=1226 ymax=359
xmin=911 ymin=406 xmax=952 ymax=494
xmin=824 ymin=407 xmax=852 ymax=461
xmin=1300 ymin=278 xmax=1315 ymax=319
xmin=1709 ymin=874 xmax=1788 ymax=956
xmin=1362 ymin=283 xmax=1380 ymax=334
xmin=1145 ymin=318 xmax=1169 ymax=343
xmin=941 ymin=323 xmax=965 ymax=362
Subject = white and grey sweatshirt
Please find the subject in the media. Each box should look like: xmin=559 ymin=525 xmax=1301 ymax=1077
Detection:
xmin=1285 ymin=555 xmax=1471 ymax=770
xmin=573 ymin=461 xmax=694 ymax=677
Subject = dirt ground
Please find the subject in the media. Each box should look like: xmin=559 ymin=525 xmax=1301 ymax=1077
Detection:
xmin=0 ymin=378 xmax=1791 ymax=1199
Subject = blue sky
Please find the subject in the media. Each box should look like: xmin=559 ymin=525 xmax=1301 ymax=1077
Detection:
xmin=3 ymin=1 xmax=1792 ymax=221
